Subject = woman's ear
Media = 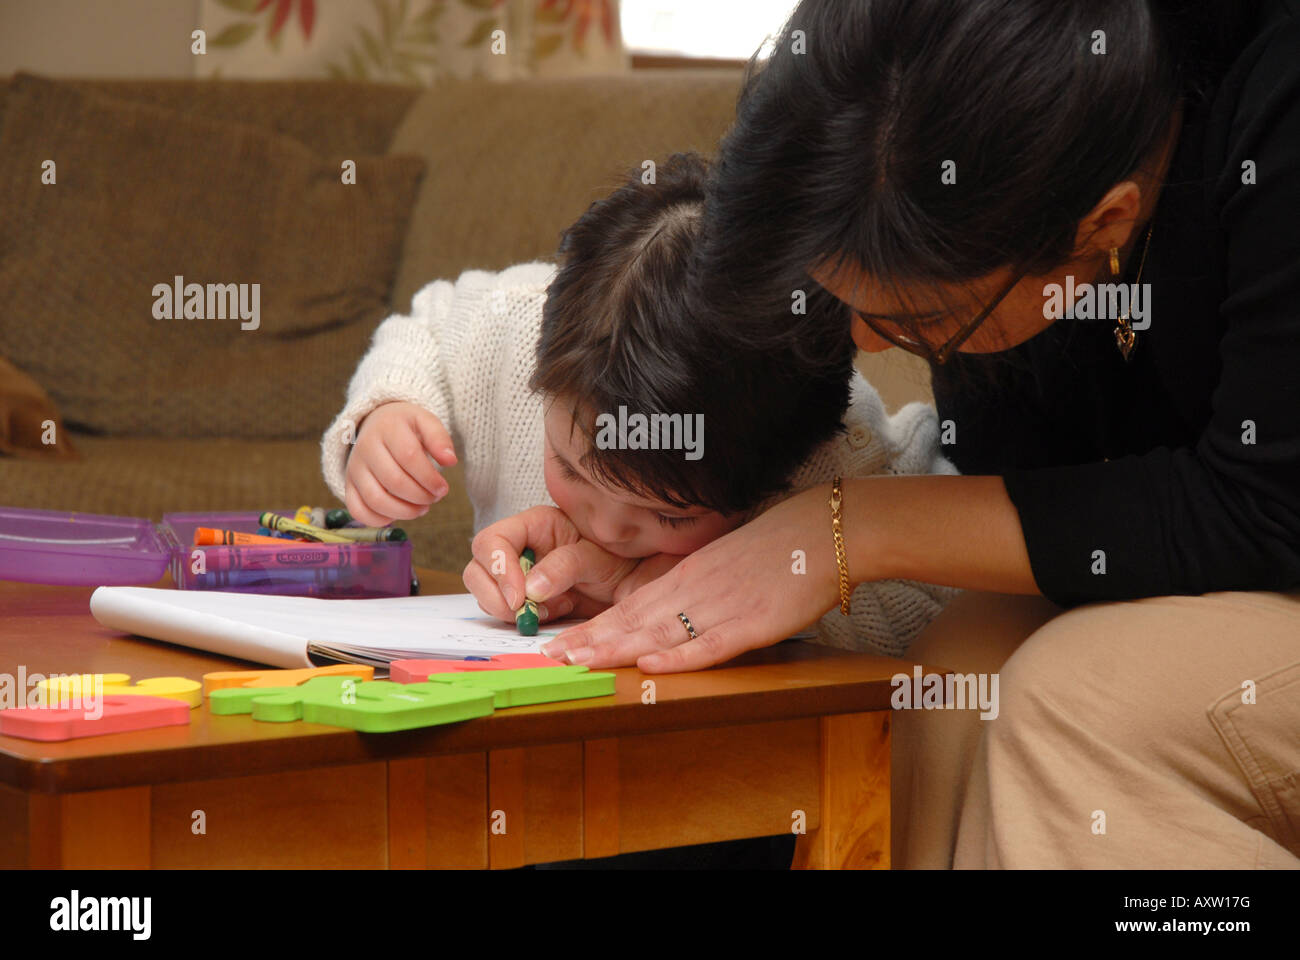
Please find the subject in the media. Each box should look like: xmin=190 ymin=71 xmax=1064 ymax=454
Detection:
xmin=1074 ymin=180 xmax=1143 ymax=262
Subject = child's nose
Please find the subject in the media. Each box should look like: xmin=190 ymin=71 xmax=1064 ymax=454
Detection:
xmin=587 ymin=507 xmax=636 ymax=546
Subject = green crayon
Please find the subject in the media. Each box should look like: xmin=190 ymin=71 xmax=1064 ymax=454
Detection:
xmin=516 ymin=548 xmax=539 ymax=637
xmin=325 ymin=508 xmax=351 ymax=529
xmin=258 ymin=511 xmax=352 ymax=543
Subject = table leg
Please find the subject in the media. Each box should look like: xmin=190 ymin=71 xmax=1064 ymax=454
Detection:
xmin=582 ymin=738 xmax=619 ymax=860
xmin=792 ymin=711 xmax=890 ymax=869
xmin=8 ymin=786 xmax=152 ymax=869
xmin=488 ymin=748 xmax=526 ymax=869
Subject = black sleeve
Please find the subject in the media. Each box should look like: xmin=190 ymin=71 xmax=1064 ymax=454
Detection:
xmin=1002 ymin=24 xmax=1300 ymax=606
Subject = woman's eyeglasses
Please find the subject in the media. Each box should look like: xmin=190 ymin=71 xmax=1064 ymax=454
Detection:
xmin=855 ymin=269 xmax=1026 ymax=365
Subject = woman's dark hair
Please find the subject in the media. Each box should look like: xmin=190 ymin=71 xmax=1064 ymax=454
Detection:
xmin=531 ymin=152 xmax=854 ymax=515
xmin=696 ymin=0 xmax=1259 ymax=363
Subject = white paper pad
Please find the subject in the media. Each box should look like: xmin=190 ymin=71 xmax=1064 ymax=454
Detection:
xmin=89 ymin=587 xmax=577 ymax=669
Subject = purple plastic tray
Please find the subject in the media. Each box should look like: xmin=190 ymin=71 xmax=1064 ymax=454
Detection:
xmin=0 ymin=506 xmax=412 ymax=597
xmin=0 ymin=507 xmax=170 ymax=585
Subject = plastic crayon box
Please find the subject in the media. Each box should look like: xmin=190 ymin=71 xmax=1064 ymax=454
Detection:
xmin=0 ymin=506 xmax=411 ymax=598
xmin=166 ymin=511 xmax=411 ymax=598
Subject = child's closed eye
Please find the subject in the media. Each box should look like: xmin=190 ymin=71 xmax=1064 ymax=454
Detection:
xmin=551 ymin=450 xmax=698 ymax=530
xmin=554 ymin=453 xmax=587 ymax=484
xmin=656 ymin=513 xmax=698 ymax=529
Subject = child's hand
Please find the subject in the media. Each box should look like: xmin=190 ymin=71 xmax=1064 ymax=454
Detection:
xmin=344 ymin=401 xmax=458 ymax=526
xmin=463 ymin=506 xmax=685 ymax=625
xmin=543 ymin=483 xmax=843 ymax=671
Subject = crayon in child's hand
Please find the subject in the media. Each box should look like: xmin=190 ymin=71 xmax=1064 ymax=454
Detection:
xmin=515 ymin=547 xmax=540 ymax=637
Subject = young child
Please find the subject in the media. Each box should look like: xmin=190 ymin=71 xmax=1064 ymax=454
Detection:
xmin=321 ymin=154 xmax=957 ymax=656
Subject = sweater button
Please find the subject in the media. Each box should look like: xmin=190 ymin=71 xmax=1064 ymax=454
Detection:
xmin=846 ymin=426 xmax=873 ymax=450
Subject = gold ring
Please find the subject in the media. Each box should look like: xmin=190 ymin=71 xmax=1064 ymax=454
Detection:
xmin=677 ymin=612 xmax=698 ymax=640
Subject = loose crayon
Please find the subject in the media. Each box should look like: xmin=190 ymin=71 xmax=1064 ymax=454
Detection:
xmin=326 ymin=526 xmax=407 ymax=542
xmin=189 ymin=570 xmax=371 ymax=596
xmin=195 ymin=527 xmax=316 ymax=547
xmin=259 ymin=512 xmax=353 ymax=543
xmin=310 ymin=506 xmax=327 ymax=528
xmin=188 ymin=545 xmax=374 ymax=573
xmin=325 ymin=508 xmax=351 ymax=529
xmin=257 ymin=527 xmax=304 ymax=540
xmin=293 ymin=505 xmax=313 ymax=525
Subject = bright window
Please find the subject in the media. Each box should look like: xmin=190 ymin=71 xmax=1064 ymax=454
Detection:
xmin=620 ymin=0 xmax=799 ymax=60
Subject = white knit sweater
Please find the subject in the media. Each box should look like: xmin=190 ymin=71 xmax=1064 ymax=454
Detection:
xmin=322 ymin=262 xmax=960 ymax=657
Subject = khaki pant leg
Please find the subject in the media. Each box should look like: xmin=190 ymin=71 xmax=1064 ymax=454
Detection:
xmin=891 ymin=590 xmax=1064 ymax=868
xmin=953 ymin=589 xmax=1300 ymax=868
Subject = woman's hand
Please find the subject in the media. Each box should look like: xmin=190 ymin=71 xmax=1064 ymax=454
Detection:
xmin=463 ymin=505 xmax=687 ymax=623
xmin=543 ymin=483 xmax=845 ymax=672
xmin=345 ymin=402 xmax=458 ymax=526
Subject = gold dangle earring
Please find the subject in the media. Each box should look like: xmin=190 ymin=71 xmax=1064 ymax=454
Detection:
xmin=1109 ymin=247 xmax=1136 ymax=360
xmin=1110 ymin=225 xmax=1152 ymax=362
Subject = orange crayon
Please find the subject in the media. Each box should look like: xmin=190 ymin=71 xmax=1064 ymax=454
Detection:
xmin=194 ymin=527 xmax=312 ymax=547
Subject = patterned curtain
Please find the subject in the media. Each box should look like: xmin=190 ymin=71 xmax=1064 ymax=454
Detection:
xmin=196 ymin=0 xmax=627 ymax=82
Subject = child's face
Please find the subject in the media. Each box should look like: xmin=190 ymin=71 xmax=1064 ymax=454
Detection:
xmin=542 ymin=401 xmax=739 ymax=559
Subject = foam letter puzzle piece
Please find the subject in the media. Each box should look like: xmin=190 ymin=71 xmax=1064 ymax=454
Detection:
xmin=390 ymin=654 xmax=564 ymax=684
xmin=423 ymin=665 xmax=616 ymax=708
xmin=209 ymin=676 xmax=495 ymax=733
xmin=39 ymin=673 xmax=202 ymax=708
xmin=0 ymin=694 xmax=191 ymax=742
xmin=208 ymin=684 xmax=303 ymax=716
xmin=203 ymin=663 xmax=374 ymax=696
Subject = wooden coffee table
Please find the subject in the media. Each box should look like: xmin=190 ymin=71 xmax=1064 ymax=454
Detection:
xmin=0 ymin=571 xmax=928 ymax=869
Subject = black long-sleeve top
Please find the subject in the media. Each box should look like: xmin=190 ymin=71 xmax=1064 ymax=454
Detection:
xmin=932 ymin=1 xmax=1300 ymax=607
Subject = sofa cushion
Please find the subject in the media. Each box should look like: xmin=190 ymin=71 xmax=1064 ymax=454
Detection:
xmin=0 ymin=77 xmax=419 ymax=160
xmin=0 ymin=72 xmax=425 ymax=440
xmin=388 ymin=71 xmax=744 ymax=308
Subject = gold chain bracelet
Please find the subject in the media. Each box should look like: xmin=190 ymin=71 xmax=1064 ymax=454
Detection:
xmin=829 ymin=476 xmax=851 ymax=616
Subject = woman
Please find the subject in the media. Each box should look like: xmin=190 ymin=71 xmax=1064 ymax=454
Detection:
xmin=531 ymin=0 xmax=1300 ymax=868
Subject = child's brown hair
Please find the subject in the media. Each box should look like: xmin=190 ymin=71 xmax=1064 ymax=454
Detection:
xmin=530 ymin=153 xmax=855 ymax=516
